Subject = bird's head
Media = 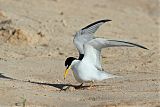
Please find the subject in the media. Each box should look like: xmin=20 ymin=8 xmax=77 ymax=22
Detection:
xmin=64 ymin=57 xmax=77 ymax=79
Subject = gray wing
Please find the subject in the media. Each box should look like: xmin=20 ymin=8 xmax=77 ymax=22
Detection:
xmin=73 ymin=19 xmax=111 ymax=59
xmin=88 ymin=38 xmax=148 ymax=50
xmin=83 ymin=38 xmax=148 ymax=70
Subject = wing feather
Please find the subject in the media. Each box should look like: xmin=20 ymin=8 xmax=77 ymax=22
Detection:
xmin=82 ymin=38 xmax=148 ymax=70
xmin=81 ymin=19 xmax=111 ymax=35
xmin=73 ymin=19 xmax=111 ymax=57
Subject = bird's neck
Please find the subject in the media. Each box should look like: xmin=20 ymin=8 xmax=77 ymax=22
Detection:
xmin=78 ymin=54 xmax=84 ymax=60
xmin=71 ymin=59 xmax=80 ymax=67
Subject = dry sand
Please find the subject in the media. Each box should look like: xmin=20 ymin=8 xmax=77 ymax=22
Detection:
xmin=0 ymin=0 xmax=159 ymax=107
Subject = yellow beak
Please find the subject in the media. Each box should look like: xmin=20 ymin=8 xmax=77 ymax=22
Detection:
xmin=64 ymin=66 xmax=71 ymax=79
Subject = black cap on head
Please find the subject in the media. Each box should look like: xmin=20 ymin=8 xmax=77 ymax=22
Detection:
xmin=65 ymin=57 xmax=76 ymax=68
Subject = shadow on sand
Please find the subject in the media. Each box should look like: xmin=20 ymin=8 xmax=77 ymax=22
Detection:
xmin=0 ymin=73 xmax=108 ymax=90
xmin=27 ymin=81 xmax=108 ymax=90
xmin=0 ymin=73 xmax=14 ymax=80
xmin=28 ymin=81 xmax=75 ymax=90
xmin=27 ymin=81 xmax=92 ymax=90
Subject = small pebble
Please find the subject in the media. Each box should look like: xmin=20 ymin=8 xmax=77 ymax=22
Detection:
xmin=62 ymin=86 xmax=75 ymax=91
xmin=62 ymin=86 xmax=69 ymax=90
xmin=60 ymin=12 xmax=64 ymax=15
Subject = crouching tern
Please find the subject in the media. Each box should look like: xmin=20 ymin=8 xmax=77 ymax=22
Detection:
xmin=64 ymin=19 xmax=148 ymax=87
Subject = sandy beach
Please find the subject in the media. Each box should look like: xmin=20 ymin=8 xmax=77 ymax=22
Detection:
xmin=0 ymin=0 xmax=159 ymax=107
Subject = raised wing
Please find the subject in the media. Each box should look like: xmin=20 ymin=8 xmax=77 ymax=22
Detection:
xmin=82 ymin=38 xmax=148 ymax=70
xmin=73 ymin=19 xmax=111 ymax=60
xmin=81 ymin=19 xmax=111 ymax=35
xmin=88 ymin=38 xmax=148 ymax=50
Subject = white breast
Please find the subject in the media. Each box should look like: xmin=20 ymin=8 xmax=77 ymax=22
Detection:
xmin=71 ymin=59 xmax=100 ymax=83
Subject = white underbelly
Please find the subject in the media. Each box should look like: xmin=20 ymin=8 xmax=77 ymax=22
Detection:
xmin=72 ymin=70 xmax=85 ymax=83
xmin=71 ymin=62 xmax=99 ymax=83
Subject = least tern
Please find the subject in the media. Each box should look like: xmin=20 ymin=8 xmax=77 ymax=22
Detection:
xmin=64 ymin=19 xmax=148 ymax=86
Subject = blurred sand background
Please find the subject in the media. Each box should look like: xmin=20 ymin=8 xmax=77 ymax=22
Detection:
xmin=0 ymin=0 xmax=159 ymax=107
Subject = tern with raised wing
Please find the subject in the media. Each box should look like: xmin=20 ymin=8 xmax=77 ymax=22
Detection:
xmin=64 ymin=19 xmax=148 ymax=87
